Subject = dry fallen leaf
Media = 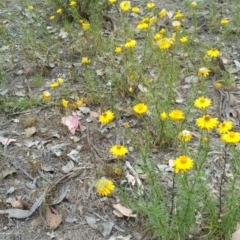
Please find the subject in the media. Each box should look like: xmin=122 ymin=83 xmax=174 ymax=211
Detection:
xmin=113 ymin=209 xmax=124 ymax=218
xmin=112 ymin=204 xmax=137 ymax=218
xmin=126 ymin=173 xmax=136 ymax=186
xmin=25 ymin=126 xmax=36 ymax=138
xmin=1 ymin=137 xmax=16 ymax=146
xmin=232 ymin=229 xmax=240 ymax=240
xmin=61 ymin=112 xmax=79 ymax=135
xmin=45 ymin=206 xmax=62 ymax=230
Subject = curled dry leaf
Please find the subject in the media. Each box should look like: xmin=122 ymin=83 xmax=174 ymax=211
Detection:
xmin=61 ymin=112 xmax=79 ymax=135
xmin=112 ymin=204 xmax=137 ymax=218
xmin=45 ymin=206 xmax=62 ymax=230
xmin=113 ymin=209 xmax=124 ymax=218
xmin=126 ymin=173 xmax=135 ymax=186
xmin=25 ymin=127 xmax=36 ymax=138
xmin=11 ymin=196 xmax=24 ymax=208
xmin=1 ymin=137 xmax=16 ymax=146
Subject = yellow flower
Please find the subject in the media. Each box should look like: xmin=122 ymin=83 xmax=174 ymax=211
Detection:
xmin=42 ymin=91 xmax=51 ymax=101
xmin=99 ymin=110 xmax=114 ymax=124
xmin=178 ymin=130 xmax=192 ymax=142
xmin=221 ymin=131 xmax=240 ymax=143
xmin=128 ymin=87 xmax=133 ymax=92
xmin=72 ymin=98 xmax=84 ymax=109
xmin=110 ymin=145 xmax=128 ymax=157
xmin=49 ymin=15 xmax=55 ymax=20
xmin=137 ymin=17 xmax=152 ymax=30
xmin=191 ymin=2 xmax=197 ymax=7
xmin=172 ymin=21 xmax=181 ymax=30
xmin=56 ymin=8 xmax=62 ymax=14
xmin=160 ymin=112 xmax=168 ymax=120
xmin=132 ymin=7 xmax=140 ymax=13
xmin=206 ymin=48 xmax=220 ymax=58
xmin=174 ymin=10 xmax=184 ymax=19
xmin=50 ymin=82 xmax=59 ymax=88
xmin=124 ymin=39 xmax=137 ymax=48
xmin=95 ymin=178 xmax=115 ymax=196
xmin=153 ymin=33 xmax=163 ymax=40
xmin=69 ymin=1 xmax=77 ymax=7
xmin=120 ymin=1 xmax=131 ymax=11
xmin=159 ymin=28 xmax=166 ymax=34
xmin=194 ymin=96 xmax=212 ymax=109
xmin=115 ymin=46 xmax=122 ymax=54
xmin=28 ymin=5 xmax=34 ymax=11
xmin=82 ymin=21 xmax=90 ymax=30
xmin=62 ymin=99 xmax=69 ymax=108
xmin=159 ymin=9 xmax=167 ymax=18
xmin=196 ymin=115 xmax=218 ymax=130
xmin=81 ymin=57 xmax=91 ymax=64
xmin=180 ymin=36 xmax=188 ymax=43
xmin=109 ymin=0 xmax=117 ymax=3
xmin=158 ymin=38 xmax=172 ymax=49
xmin=173 ymin=155 xmax=194 ymax=173
xmin=221 ymin=18 xmax=229 ymax=25
xmin=133 ymin=103 xmax=148 ymax=114
xmin=57 ymin=78 xmax=64 ymax=85
xmin=169 ymin=109 xmax=184 ymax=121
xmin=214 ymin=82 xmax=222 ymax=88
xmin=147 ymin=2 xmax=155 ymax=9
xmin=218 ymin=121 xmax=233 ymax=134
xmin=198 ymin=67 xmax=210 ymax=77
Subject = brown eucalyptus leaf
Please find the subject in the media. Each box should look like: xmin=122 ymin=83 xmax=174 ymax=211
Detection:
xmin=45 ymin=206 xmax=62 ymax=229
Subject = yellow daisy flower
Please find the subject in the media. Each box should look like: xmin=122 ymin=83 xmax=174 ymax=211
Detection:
xmin=81 ymin=57 xmax=91 ymax=64
xmin=62 ymin=99 xmax=69 ymax=108
xmin=124 ymin=39 xmax=137 ymax=48
xmin=159 ymin=9 xmax=167 ymax=18
xmin=28 ymin=6 xmax=34 ymax=11
xmin=169 ymin=109 xmax=185 ymax=121
xmin=158 ymin=38 xmax=172 ymax=49
xmin=95 ymin=178 xmax=115 ymax=196
xmin=109 ymin=0 xmax=117 ymax=3
xmin=218 ymin=121 xmax=233 ymax=134
xmin=160 ymin=112 xmax=168 ymax=120
xmin=180 ymin=36 xmax=188 ymax=43
xmin=132 ymin=7 xmax=140 ymax=13
xmin=191 ymin=2 xmax=197 ymax=7
xmin=82 ymin=21 xmax=90 ymax=30
xmin=57 ymin=78 xmax=64 ymax=85
xmin=69 ymin=1 xmax=77 ymax=7
xmin=178 ymin=130 xmax=192 ymax=142
xmin=206 ymin=48 xmax=220 ymax=58
xmin=49 ymin=15 xmax=55 ymax=20
xmin=221 ymin=131 xmax=240 ymax=143
xmin=198 ymin=67 xmax=210 ymax=77
xmin=147 ymin=2 xmax=155 ymax=9
xmin=173 ymin=155 xmax=194 ymax=173
xmin=120 ymin=1 xmax=131 ymax=11
xmin=194 ymin=96 xmax=212 ymax=109
xmin=221 ymin=18 xmax=229 ymax=25
xmin=42 ymin=91 xmax=51 ymax=101
xmin=174 ymin=10 xmax=184 ymax=19
xmin=133 ymin=103 xmax=148 ymax=114
xmin=196 ymin=115 xmax=218 ymax=130
xmin=172 ymin=21 xmax=181 ymax=30
xmin=50 ymin=82 xmax=59 ymax=88
xmin=110 ymin=145 xmax=128 ymax=157
xmin=56 ymin=8 xmax=62 ymax=14
xmin=115 ymin=46 xmax=122 ymax=53
xmin=214 ymin=82 xmax=222 ymax=88
xmin=99 ymin=110 xmax=114 ymax=124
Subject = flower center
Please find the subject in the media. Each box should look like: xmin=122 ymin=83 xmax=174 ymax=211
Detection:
xmin=204 ymin=116 xmax=210 ymax=122
xmin=180 ymin=156 xmax=187 ymax=164
xmin=200 ymin=98 xmax=205 ymax=103
xmin=116 ymin=145 xmax=122 ymax=150
xmin=103 ymin=113 xmax=107 ymax=117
